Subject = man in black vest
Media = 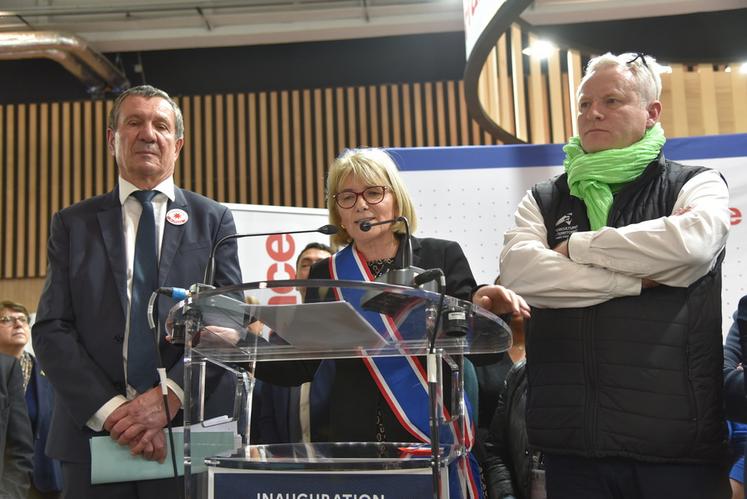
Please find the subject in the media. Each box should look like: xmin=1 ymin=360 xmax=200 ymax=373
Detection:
xmin=474 ymin=52 xmax=731 ymax=498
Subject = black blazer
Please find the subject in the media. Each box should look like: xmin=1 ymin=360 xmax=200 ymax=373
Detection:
xmin=32 ymin=185 xmax=242 ymax=462
xmin=0 ymin=354 xmax=33 ymax=498
xmin=256 ymin=236 xmax=477 ymax=442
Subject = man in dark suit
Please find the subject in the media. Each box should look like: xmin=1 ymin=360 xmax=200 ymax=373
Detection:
xmin=0 ymin=300 xmax=62 ymax=498
xmin=0 ymin=352 xmax=33 ymax=498
xmin=32 ymin=85 xmax=242 ymax=498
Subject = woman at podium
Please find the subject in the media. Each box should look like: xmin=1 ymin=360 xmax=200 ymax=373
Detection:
xmin=256 ymin=148 xmax=527 ymax=499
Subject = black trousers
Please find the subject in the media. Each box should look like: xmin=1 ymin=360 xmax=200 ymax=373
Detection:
xmin=544 ymin=453 xmax=731 ymax=499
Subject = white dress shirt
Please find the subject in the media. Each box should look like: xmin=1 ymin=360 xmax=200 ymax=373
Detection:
xmin=500 ymin=169 xmax=730 ymax=309
xmin=87 ymin=176 xmax=184 ymax=431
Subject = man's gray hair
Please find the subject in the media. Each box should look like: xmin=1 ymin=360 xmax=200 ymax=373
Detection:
xmin=108 ymin=85 xmax=184 ymax=138
xmin=580 ymin=52 xmax=662 ymax=107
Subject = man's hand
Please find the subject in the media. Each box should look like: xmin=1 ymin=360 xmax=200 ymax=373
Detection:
xmin=129 ymin=427 xmax=167 ymax=463
xmin=103 ymin=401 xmax=130 ymax=434
xmin=107 ymin=386 xmax=180 ymax=460
xmin=473 ymin=285 xmax=531 ymax=319
xmin=553 ymin=239 xmax=569 ymax=258
xmin=642 ymin=278 xmax=660 ymax=289
xmin=196 ymin=325 xmax=242 ymax=347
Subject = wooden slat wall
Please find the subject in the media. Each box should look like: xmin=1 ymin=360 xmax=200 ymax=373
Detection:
xmin=476 ymin=23 xmax=747 ymax=144
xmin=0 ymin=79 xmax=497 ymax=281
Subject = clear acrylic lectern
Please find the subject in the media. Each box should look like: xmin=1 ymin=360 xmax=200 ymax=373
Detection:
xmin=166 ymin=279 xmax=512 ymax=499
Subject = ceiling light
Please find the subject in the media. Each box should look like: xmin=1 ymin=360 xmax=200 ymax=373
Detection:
xmin=657 ymin=64 xmax=672 ymax=74
xmin=522 ymin=40 xmax=556 ymax=59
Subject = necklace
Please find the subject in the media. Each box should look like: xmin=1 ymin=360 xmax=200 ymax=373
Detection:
xmin=367 ymin=257 xmax=394 ymax=279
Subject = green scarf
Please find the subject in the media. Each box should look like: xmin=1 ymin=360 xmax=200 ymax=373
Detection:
xmin=563 ymin=123 xmax=666 ymax=230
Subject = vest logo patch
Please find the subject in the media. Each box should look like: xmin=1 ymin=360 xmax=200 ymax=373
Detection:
xmin=555 ymin=213 xmax=572 ymax=227
xmin=554 ymin=212 xmax=578 ymax=239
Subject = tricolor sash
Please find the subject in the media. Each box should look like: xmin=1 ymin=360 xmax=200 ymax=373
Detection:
xmin=330 ymin=243 xmax=482 ymax=499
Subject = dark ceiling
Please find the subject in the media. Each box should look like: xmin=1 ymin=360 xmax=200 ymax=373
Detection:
xmin=529 ymin=8 xmax=747 ymax=64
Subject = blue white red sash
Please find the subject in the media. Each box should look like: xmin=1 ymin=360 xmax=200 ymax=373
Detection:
xmin=330 ymin=244 xmax=482 ymax=499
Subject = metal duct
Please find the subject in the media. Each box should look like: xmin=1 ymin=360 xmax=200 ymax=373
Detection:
xmin=0 ymin=31 xmax=129 ymax=97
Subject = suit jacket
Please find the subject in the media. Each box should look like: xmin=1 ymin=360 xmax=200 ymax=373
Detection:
xmin=0 ymin=354 xmax=33 ymax=498
xmin=32 ymin=185 xmax=242 ymax=462
xmin=25 ymin=355 xmax=63 ymax=492
xmin=255 ymin=236 xmax=477 ymax=442
xmin=251 ymin=380 xmax=298 ymax=444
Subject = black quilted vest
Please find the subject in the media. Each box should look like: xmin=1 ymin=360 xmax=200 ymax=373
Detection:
xmin=526 ymin=155 xmax=728 ymax=463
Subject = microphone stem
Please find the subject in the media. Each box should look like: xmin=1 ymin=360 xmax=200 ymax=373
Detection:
xmin=203 ymin=226 xmax=334 ymax=285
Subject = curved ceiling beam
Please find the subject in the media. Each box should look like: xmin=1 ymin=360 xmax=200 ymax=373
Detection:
xmin=462 ymin=0 xmax=533 ymax=144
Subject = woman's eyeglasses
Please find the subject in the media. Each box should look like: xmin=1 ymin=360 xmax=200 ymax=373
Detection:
xmin=333 ymin=186 xmax=387 ymax=209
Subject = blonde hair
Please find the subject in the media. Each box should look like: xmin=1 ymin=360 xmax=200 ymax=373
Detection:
xmin=326 ymin=148 xmax=417 ymax=247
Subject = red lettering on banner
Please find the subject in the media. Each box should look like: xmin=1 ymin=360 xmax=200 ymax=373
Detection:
xmin=731 ymin=207 xmax=742 ymax=225
xmin=265 ymin=234 xmax=297 ymax=301
xmin=266 ymin=262 xmax=295 ymax=294
xmin=269 ymin=295 xmax=297 ymax=305
xmin=266 ymin=234 xmax=295 ymax=261
xmin=471 ymin=0 xmax=479 ymax=16
xmin=464 ymin=0 xmax=480 ymax=27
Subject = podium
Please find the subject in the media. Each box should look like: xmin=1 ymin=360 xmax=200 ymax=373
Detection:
xmin=166 ymin=279 xmax=512 ymax=499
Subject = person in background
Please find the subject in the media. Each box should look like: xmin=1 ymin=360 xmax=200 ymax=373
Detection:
xmin=0 ymin=301 xmax=62 ymax=498
xmin=723 ymin=294 xmax=747 ymax=499
xmin=32 ymin=85 xmax=242 ymax=498
xmin=0 ymin=351 xmax=33 ymax=498
xmin=475 ymin=52 xmax=731 ymax=498
xmin=482 ymin=359 xmax=545 ymax=499
xmin=251 ymin=241 xmax=334 ymax=444
xmin=257 ymin=147 xmax=529 ymax=498
xmin=295 ymin=242 xmax=334 ymax=301
xmin=474 ymin=276 xmax=526 ymax=434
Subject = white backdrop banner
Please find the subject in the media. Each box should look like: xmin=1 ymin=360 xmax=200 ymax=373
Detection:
xmin=224 ymin=203 xmax=330 ymax=305
xmin=463 ymin=0 xmax=507 ymax=59
xmin=388 ymin=134 xmax=747 ymax=336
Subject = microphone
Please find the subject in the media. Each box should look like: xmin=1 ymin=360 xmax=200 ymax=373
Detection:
xmin=360 ymin=216 xmax=439 ymax=316
xmin=358 ymin=216 xmax=416 ymax=282
xmin=359 ymin=216 xmax=413 ymax=270
xmin=146 ymin=287 xmax=191 ymax=330
xmin=202 ymin=224 xmax=338 ymax=285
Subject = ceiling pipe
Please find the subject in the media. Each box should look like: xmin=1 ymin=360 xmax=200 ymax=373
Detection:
xmin=0 ymin=31 xmax=130 ymax=97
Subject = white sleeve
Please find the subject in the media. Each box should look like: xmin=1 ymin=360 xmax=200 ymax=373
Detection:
xmin=499 ymin=190 xmax=642 ymax=309
xmin=86 ymin=395 xmax=127 ymax=432
xmin=567 ymin=169 xmax=730 ymax=287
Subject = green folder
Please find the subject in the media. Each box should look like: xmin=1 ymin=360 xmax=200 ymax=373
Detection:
xmin=90 ymin=424 xmax=238 ymax=484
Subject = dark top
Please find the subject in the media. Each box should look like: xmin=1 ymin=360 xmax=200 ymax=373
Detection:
xmin=255 ymin=236 xmax=477 ymax=442
xmin=724 ymin=294 xmax=747 ymax=422
xmin=25 ymin=355 xmax=62 ymax=492
xmin=483 ymin=360 xmax=533 ymax=499
xmin=474 ymin=353 xmax=514 ymax=431
xmin=0 ymin=353 xmax=33 ymax=498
